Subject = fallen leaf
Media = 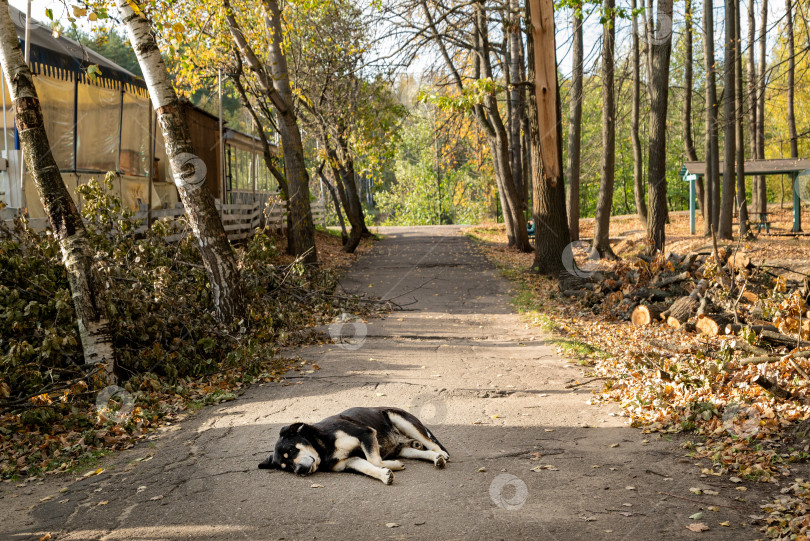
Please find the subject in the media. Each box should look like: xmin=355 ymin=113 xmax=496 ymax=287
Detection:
xmin=686 ymin=523 xmax=709 ymax=532
xmin=689 ymin=512 xmax=703 ymax=520
xmin=719 ymin=521 xmax=730 ymax=527
xmin=97 ymin=500 xmax=109 ymax=506
xmin=689 ymin=488 xmax=702 ymax=495
xmin=385 ymin=523 xmax=400 ymax=528
xmin=310 ymin=483 xmax=324 ymax=488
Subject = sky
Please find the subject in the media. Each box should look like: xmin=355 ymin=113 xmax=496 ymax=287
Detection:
xmin=9 ymin=0 xmax=788 ymax=82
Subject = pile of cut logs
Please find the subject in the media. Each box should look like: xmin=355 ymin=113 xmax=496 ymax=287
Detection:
xmin=559 ymin=247 xmax=810 ymax=356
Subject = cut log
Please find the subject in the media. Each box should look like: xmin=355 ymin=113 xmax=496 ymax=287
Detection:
xmin=559 ymin=270 xmax=593 ymax=292
xmin=681 ymin=251 xmax=703 ymax=270
xmin=730 ymin=339 xmax=768 ymax=356
xmin=727 ymin=251 xmax=752 ymax=270
xmin=724 ymin=323 xmax=778 ymax=335
xmin=661 ymin=291 xmax=704 ymax=324
xmin=751 ymin=374 xmax=795 ymax=400
xmin=650 ymin=271 xmax=690 ymax=289
xmin=627 ymin=288 xmax=671 ymax=302
xmin=666 ymin=316 xmax=684 ymax=329
xmin=759 ymin=330 xmax=810 ymax=349
xmin=632 ymin=305 xmax=661 ymax=326
xmin=696 ymin=314 xmax=733 ymax=337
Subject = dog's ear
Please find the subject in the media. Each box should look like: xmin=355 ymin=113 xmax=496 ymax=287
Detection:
xmin=258 ymin=455 xmax=277 ymax=469
xmin=279 ymin=422 xmax=303 ymax=437
xmin=295 ymin=423 xmax=321 ymax=444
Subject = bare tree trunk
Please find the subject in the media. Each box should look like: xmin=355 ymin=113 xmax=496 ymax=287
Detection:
xmin=647 ymin=0 xmax=675 ymax=253
xmin=718 ymin=0 xmax=737 ymax=239
xmin=527 ymin=0 xmax=570 ymax=274
xmin=787 ymin=0 xmax=799 ymax=230
xmin=567 ymin=3 xmax=583 ymax=240
xmin=735 ymin=0 xmax=749 ymax=236
xmin=683 ymin=0 xmax=704 ymax=216
xmin=119 ymin=1 xmax=246 ymax=324
xmin=747 ymin=0 xmax=759 ymax=213
xmin=0 ymin=0 xmax=115 ymax=381
xmin=508 ymin=0 xmax=525 ymax=214
xmin=316 ymin=162 xmax=348 ymax=244
xmin=225 ymin=0 xmax=317 ymax=264
xmin=591 ymin=0 xmax=618 ymax=260
xmin=631 ymin=0 xmax=647 ymax=226
xmin=704 ymin=0 xmax=720 ymax=236
xmin=756 ymin=0 xmax=768 ymax=213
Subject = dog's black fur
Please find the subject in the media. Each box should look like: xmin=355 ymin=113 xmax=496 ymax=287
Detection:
xmin=258 ymin=407 xmax=449 ymax=484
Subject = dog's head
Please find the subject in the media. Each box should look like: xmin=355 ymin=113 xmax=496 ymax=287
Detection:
xmin=258 ymin=423 xmax=321 ymax=475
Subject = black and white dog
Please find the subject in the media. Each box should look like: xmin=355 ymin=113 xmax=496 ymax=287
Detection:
xmin=258 ymin=407 xmax=449 ymax=484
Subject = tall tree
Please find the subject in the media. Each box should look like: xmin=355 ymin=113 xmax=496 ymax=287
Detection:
xmin=508 ymin=0 xmax=526 ymax=216
xmin=416 ymin=0 xmax=531 ymax=250
xmin=631 ymin=0 xmax=647 ymax=227
xmin=591 ymin=0 xmax=618 ymax=260
xmin=735 ymin=0 xmax=749 ymax=236
xmin=704 ymin=0 xmax=720 ymax=235
xmin=747 ymin=0 xmax=759 ymax=214
xmin=527 ymin=0 xmax=570 ymax=274
xmin=682 ymin=0 xmax=705 ymax=217
xmin=756 ymin=0 xmax=768 ymax=215
xmin=567 ymin=2 xmax=584 ymax=240
xmin=786 ymin=0 xmax=800 ymax=229
xmin=118 ymin=0 xmax=247 ymax=324
xmin=0 ymin=0 xmax=115 ymax=381
xmin=718 ymin=0 xmax=737 ymax=239
xmin=646 ymin=0 xmax=675 ymax=252
xmin=224 ymin=0 xmax=318 ymax=264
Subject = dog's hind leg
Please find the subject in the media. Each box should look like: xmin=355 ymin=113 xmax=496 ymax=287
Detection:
xmin=387 ymin=412 xmax=450 ymax=461
xmin=355 ymin=429 xmax=404 ymax=470
xmin=333 ymin=457 xmax=394 ymax=484
xmin=397 ymin=447 xmax=446 ymax=469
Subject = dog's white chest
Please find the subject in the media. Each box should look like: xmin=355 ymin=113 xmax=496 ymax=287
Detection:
xmin=333 ymin=431 xmax=360 ymax=460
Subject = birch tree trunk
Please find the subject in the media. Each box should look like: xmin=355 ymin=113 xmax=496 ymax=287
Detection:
xmin=646 ymin=0 xmax=675 ymax=253
xmin=631 ymin=0 xmax=647 ymax=227
xmin=567 ymin=3 xmax=583 ymax=241
xmin=527 ymin=0 xmax=570 ymax=275
xmin=0 ymin=0 xmax=115 ymax=381
xmin=591 ymin=0 xmax=618 ymax=260
xmin=718 ymin=0 xmax=737 ymax=239
xmin=119 ymin=1 xmax=246 ymax=324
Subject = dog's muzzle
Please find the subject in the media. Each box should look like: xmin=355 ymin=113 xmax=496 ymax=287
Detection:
xmin=295 ymin=455 xmax=315 ymax=475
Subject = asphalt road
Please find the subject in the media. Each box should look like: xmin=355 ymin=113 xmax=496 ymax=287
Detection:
xmin=1 ymin=225 xmax=778 ymax=540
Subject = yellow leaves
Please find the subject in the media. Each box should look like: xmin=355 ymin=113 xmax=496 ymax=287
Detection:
xmin=172 ymin=23 xmax=185 ymax=34
xmin=72 ymin=6 xmax=87 ymax=18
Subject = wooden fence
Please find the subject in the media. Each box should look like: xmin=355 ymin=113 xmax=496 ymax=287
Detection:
xmin=1 ymin=196 xmax=327 ymax=243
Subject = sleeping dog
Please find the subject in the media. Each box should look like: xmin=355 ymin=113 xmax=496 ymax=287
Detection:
xmin=258 ymin=407 xmax=449 ymax=484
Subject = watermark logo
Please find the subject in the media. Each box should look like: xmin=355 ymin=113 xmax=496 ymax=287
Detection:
xmin=95 ymin=385 xmax=135 ymax=424
xmin=722 ymin=402 xmax=761 ymax=438
xmin=640 ymin=12 xmax=673 ymax=46
xmin=328 ymin=312 xmax=368 ymax=350
xmin=796 ymin=169 xmax=810 ymax=202
xmin=489 ymin=473 xmax=528 ymax=511
xmin=561 ymin=240 xmax=598 ymax=278
xmin=171 ymin=152 xmax=207 ymax=189
xmin=409 ymin=395 xmax=448 ymax=425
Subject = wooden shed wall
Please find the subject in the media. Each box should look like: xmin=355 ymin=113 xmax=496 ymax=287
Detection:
xmin=184 ymin=105 xmax=222 ymax=200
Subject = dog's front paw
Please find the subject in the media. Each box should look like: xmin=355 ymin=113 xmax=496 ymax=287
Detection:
xmin=381 ymin=468 xmax=394 ymax=485
xmin=433 ymin=455 xmax=446 ymax=469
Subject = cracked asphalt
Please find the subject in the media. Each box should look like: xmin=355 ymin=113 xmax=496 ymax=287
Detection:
xmin=0 ymin=225 xmax=782 ymax=540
